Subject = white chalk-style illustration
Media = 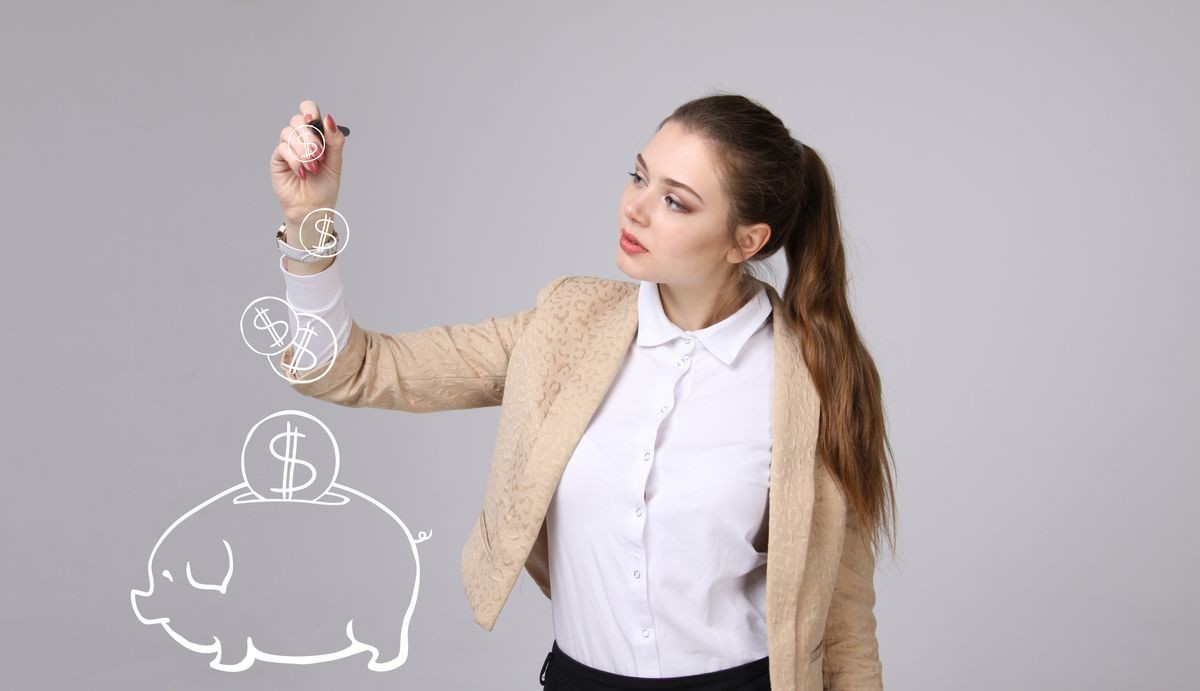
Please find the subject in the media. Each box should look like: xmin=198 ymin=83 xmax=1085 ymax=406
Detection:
xmin=130 ymin=410 xmax=433 ymax=672
xmin=270 ymin=310 xmax=337 ymax=384
xmin=240 ymin=296 xmax=300 ymax=357
xmin=292 ymin=206 xmax=350 ymax=259
xmin=287 ymin=123 xmax=324 ymax=164
xmin=239 ymin=294 xmax=339 ymax=384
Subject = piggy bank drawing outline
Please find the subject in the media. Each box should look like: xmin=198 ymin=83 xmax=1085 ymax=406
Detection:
xmin=130 ymin=411 xmax=432 ymax=673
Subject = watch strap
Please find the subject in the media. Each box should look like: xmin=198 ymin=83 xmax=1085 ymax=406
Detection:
xmin=276 ymin=223 xmax=342 ymax=262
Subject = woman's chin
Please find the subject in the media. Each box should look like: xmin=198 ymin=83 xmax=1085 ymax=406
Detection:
xmin=615 ymin=251 xmax=644 ymax=280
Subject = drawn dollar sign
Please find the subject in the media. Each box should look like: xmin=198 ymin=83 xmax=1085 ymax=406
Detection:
xmin=300 ymin=129 xmax=321 ymax=159
xmin=252 ymin=306 xmax=290 ymax=348
xmin=268 ymin=420 xmax=318 ymax=500
xmin=284 ymin=319 xmax=320 ymax=376
xmin=240 ymin=410 xmax=339 ymax=502
xmin=313 ymin=212 xmax=337 ymax=253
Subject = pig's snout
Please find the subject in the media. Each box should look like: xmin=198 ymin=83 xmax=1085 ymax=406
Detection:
xmin=131 ymin=590 xmax=165 ymax=623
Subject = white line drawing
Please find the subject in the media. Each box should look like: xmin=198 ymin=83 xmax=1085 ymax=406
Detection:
xmin=297 ymin=207 xmax=351 ymax=258
xmin=239 ymin=295 xmax=339 ymax=383
xmin=130 ymin=410 xmax=433 ymax=672
xmin=270 ymin=310 xmax=337 ymax=384
xmin=239 ymin=410 xmax=340 ymax=503
xmin=239 ymin=296 xmax=299 ymax=356
xmin=286 ymin=124 xmax=325 ymax=164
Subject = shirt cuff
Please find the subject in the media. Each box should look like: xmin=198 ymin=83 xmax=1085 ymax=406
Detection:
xmin=278 ymin=254 xmax=345 ymax=313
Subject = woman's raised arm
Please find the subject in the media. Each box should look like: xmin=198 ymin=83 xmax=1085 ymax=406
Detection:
xmin=280 ymin=275 xmax=569 ymax=412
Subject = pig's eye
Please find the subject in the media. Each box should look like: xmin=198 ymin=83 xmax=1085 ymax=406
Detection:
xmin=161 ymin=569 xmax=173 ymax=582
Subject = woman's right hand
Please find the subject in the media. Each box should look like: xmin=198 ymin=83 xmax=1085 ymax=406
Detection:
xmin=270 ymin=99 xmax=346 ymax=228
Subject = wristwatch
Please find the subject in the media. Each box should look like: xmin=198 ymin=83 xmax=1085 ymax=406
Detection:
xmin=276 ymin=222 xmax=343 ymax=262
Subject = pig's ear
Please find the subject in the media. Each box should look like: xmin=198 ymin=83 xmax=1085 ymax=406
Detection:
xmin=185 ymin=538 xmax=234 ymax=594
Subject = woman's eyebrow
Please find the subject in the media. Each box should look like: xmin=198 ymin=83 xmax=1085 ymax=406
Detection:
xmin=637 ymin=153 xmax=704 ymax=204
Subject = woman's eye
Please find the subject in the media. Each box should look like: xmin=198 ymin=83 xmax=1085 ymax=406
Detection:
xmin=627 ymin=171 xmax=686 ymax=212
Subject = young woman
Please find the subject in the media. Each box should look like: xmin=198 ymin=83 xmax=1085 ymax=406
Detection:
xmin=270 ymin=93 xmax=896 ymax=691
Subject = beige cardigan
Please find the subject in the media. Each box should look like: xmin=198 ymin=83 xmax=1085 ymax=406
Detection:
xmin=282 ymin=274 xmax=883 ymax=691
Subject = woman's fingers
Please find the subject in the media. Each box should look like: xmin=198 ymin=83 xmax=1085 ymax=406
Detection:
xmin=316 ymin=113 xmax=343 ymax=170
xmin=272 ymin=140 xmax=307 ymax=180
xmin=297 ymin=101 xmax=324 ymax=164
xmin=271 ymin=101 xmax=331 ymax=182
xmin=280 ymin=115 xmax=317 ymax=174
xmin=298 ymin=100 xmax=321 ymax=126
xmin=287 ymin=109 xmax=324 ymax=173
xmin=274 ymin=126 xmax=306 ymax=177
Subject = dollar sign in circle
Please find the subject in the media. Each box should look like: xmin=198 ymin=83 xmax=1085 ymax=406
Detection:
xmin=287 ymin=124 xmax=324 ymax=163
xmin=284 ymin=317 xmax=320 ymax=376
xmin=241 ymin=410 xmax=339 ymax=503
xmin=312 ymin=212 xmax=337 ymax=254
xmin=240 ymin=296 xmax=299 ymax=356
xmin=252 ymin=306 xmax=290 ymax=349
xmin=272 ymin=311 xmax=337 ymax=384
xmin=268 ymin=419 xmax=318 ymax=500
xmin=300 ymin=207 xmax=350 ymax=258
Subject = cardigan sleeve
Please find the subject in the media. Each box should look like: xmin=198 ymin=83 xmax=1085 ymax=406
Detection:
xmin=280 ymin=275 xmax=570 ymax=412
xmin=822 ymin=502 xmax=884 ymax=690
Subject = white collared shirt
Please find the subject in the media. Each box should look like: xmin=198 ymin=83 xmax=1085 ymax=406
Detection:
xmin=277 ymin=263 xmax=776 ymax=677
xmin=547 ymin=280 xmax=775 ymax=677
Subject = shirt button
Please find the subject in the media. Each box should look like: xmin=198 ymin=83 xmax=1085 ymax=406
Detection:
xmin=643 ymin=451 xmax=651 ymax=461
xmin=633 ymin=569 xmax=640 ymax=579
xmin=677 ymin=356 xmax=689 ymax=366
xmin=659 ymin=404 xmax=668 ymax=413
xmin=683 ymin=337 xmax=692 ymax=344
xmin=642 ymin=629 xmax=651 ymax=638
xmin=635 ymin=507 xmax=642 ymax=517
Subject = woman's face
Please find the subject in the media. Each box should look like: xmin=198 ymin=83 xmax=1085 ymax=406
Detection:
xmin=616 ymin=120 xmax=762 ymax=289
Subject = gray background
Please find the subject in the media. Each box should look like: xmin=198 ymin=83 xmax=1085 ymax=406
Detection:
xmin=2 ymin=1 xmax=1196 ymax=689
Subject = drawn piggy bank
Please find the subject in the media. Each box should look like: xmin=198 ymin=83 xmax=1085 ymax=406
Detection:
xmin=131 ymin=482 xmax=431 ymax=672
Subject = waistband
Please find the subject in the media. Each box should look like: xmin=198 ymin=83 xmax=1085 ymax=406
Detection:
xmin=541 ymin=639 xmax=769 ymax=691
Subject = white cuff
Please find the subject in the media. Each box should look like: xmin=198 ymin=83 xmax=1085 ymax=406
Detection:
xmin=278 ymin=254 xmax=345 ymax=314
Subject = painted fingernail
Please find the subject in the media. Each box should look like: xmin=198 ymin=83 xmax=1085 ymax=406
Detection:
xmin=304 ymin=113 xmax=313 ymax=123
xmin=327 ymin=114 xmax=335 ymax=131
xmin=299 ymin=165 xmax=306 ymax=179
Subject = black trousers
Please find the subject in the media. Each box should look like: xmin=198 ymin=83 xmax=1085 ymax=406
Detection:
xmin=539 ymin=640 xmax=770 ymax=691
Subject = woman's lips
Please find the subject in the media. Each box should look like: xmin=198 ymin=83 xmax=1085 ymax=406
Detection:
xmin=620 ymin=229 xmax=648 ymax=253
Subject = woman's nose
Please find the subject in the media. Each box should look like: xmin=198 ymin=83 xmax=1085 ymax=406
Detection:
xmin=624 ymin=194 xmax=648 ymax=224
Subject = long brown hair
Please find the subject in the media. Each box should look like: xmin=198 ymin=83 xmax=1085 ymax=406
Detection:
xmin=661 ymin=92 xmax=897 ymax=557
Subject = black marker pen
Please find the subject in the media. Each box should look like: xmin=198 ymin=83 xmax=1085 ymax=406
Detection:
xmin=308 ymin=115 xmax=350 ymax=137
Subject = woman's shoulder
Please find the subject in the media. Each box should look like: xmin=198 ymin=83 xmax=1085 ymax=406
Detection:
xmin=539 ymin=274 xmax=638 ymax=300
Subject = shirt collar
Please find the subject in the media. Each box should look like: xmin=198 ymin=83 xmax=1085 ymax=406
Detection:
xmin=636 ymin=280 xmax=772 ymax=366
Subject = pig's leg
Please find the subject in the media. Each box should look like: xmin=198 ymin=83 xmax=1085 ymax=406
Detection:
xmin=210 ymin=634 xmax=254 ymax=671
xmin=349 ymin=616 xmax=407 ymax=670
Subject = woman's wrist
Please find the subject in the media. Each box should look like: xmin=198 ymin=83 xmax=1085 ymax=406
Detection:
xmin=282 ymin=219 xmax=336 ymax=275
xmin=284 ymin=253 xmax=335 ymax=276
